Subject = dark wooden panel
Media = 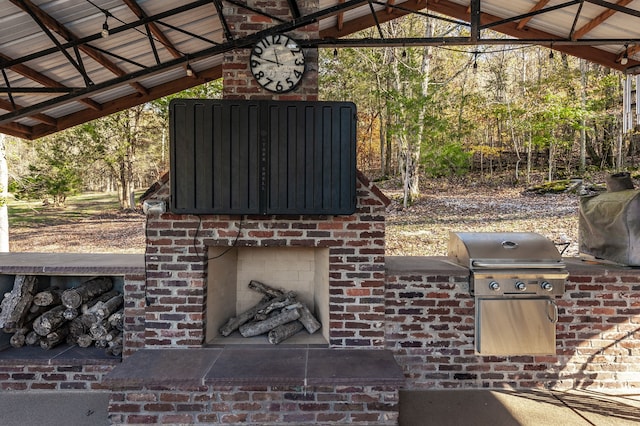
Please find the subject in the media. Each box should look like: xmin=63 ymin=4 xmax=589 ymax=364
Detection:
xmin=170 ymin=100 xmax=356 ymax=215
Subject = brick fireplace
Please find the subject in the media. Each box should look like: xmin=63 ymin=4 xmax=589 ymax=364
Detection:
xmin=141 ymin=170 xmax=389 ymax=349
xmin=104 ymin=171 xmax=405 ymax=425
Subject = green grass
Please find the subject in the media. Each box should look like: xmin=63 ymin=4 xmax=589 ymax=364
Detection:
xmin=7 ymin=191 xmax=130 ymax=227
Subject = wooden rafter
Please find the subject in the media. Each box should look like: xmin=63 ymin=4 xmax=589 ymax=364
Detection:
xmin=0 ymin=98 xmax=56 ymax=126
xmin=517 ymin=0 xmax=550 ymax=30
xmin=9 ymin=0 xmax=149 ymax=96
xmin=572 ymin=0 xmax=634 ymax=40
xmin=320 ymin=0 xmax=630 ymax=71
xmin=121 ymin=0 xmax=198 ymax=78
xmin=386 ymin=0 xmax=396 ymax=14
xmin=27 ymin=65 xmax=223 ymax=140
xmin=0 ymin=53 xmax=102 ymax=112
xmin=121 ymin=0 xmax=182 ymax=59
xmin=337 ymin=0 xmax=346 ymax=30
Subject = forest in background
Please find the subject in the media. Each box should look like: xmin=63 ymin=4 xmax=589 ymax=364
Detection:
xmin=4 ymin=14 xmax=637 ymax=209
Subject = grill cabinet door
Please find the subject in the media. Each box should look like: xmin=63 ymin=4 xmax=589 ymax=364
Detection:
xmin=476 ymin=297 xmax=558 ymax=356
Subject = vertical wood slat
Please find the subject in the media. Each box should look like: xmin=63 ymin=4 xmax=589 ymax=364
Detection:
xmin=170 ymin=100 xmax=356 ymax=215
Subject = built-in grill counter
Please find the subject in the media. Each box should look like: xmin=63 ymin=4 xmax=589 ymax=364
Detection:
xmin=448 ymin=232 xmax=568 ymax=356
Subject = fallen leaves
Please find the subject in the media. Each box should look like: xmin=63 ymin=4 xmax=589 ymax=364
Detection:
xmin=384 ymin=183 xmax=579 ymax=257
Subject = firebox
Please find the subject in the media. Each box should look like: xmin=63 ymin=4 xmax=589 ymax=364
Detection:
xmin=206 ymin=246 xmax=329 ymax=344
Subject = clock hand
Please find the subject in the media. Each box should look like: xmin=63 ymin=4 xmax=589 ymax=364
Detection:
xmin=274 ymin=50 xmax=281 ymax=67
xmin=258 ymin=57 xmax=283 ymax=66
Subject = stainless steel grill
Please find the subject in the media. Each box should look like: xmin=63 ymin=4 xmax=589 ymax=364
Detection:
xmin=448 ymin=231 xmax=568 ymax=297
xmin=448 ymin=232 xmax=568 ymax=356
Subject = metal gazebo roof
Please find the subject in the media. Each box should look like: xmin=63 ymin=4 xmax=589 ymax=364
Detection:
xmin=2 ymin=0 xmax=640 ymax=140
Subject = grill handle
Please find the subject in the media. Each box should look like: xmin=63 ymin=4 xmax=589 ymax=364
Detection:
xmin=546 ymin=300 xmax=558 ymax=323
xmin=471 ymin=261 xmax=564 ymax=269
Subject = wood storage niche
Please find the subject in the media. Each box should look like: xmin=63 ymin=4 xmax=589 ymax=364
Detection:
xmin=0 ymin=274 xmax=125 ymax=357
xmin=206 ymin=246 xmax=329 ymax=345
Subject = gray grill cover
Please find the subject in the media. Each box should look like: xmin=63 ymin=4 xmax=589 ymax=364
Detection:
xmin=579 ymin=189 xmax=640 ymax=266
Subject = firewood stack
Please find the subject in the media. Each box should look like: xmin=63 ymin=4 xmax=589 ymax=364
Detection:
xmin=0 ymin=275 xmax=123 ymax=356
xmin=218 ymin=280 xmax=321 ymax=344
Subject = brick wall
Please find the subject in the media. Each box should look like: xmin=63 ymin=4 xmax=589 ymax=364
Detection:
xmin=386 ymin=259 xmax=640 ymax=391
xmin=108 ymin=384 xmax=399 ymax=425
xmin=143 ymin=171 xmax=389 ymax=349
xmin=0 ymin=364 xmax=115 ymax=391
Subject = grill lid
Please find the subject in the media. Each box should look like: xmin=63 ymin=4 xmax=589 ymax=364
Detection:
xmin=448 ymin=232 xmax=564 ymax=270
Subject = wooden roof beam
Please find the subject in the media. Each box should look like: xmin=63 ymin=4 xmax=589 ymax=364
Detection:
xmin=0 ymin=98 xmax=57 ymax=126
xmin=572 ymin=0 xmax=633 ymax=40
xmin=121 ymin=0 xmax=198 ymax=78
xmin=517 ymin=0 xmax=550 ymax=30
xmin=122 ymin=0 xmax=182 ymax=58
xmin=0 ymin=52 xmax=102 ymax=114
xmin=9 ymin=0 xmax=149 ymax=96
xmin=320 ymin=0 xmax=633 ymax=71
xmin=0 ymin=122 xmax=33 ymax=138
xmin=28 ymin=65 xmax=223 ymax=140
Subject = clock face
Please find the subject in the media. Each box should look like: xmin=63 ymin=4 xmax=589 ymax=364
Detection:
xmin=249 ymin=34 xmax=305 ymax=93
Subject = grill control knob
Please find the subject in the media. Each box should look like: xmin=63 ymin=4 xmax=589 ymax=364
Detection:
xmin=515 ymin=281 xmax=527 ymax=291
xmin=541 ymin=281 xmax=553 ymax=291
xmin=489 ymin=281 xmax=500 ymax=291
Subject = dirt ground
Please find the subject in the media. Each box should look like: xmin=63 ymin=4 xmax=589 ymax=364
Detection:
xmin=8 ymin=181 xmax=581 ymax=257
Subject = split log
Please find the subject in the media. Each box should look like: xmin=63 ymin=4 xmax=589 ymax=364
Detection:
xmin=94 ymin=339 xmax=108 ymax=349
xmin=105 ymin=329 xmax=121 ymax=342
xmin=108 ymin=309 xmax=124 ymax=331
xmin=239 ymin=308 xmax=301 ymax=338
xmin=95 ymin=295 xmax=123 ymax=321
xmin=106 ymin=335 xmax=123 ymax=356
xmin=0 ymin=275 xmax=38 ymax=329
xmin=61 ymin=277 xmax=113 ymax=309
xmin=32 ymin=305 xmax=67 ymax=336
xmin=218 ymin=295 xmax=272 ymax=336
xmin=248 ymin=280 xmax=285 ymax=298
xmin=32 ymin=287 xmax=63 ymax=307
xmin=90 ymin=321 xmax=109 ymax=340
xmin=81 ymin=289 xmax=119 ymax=314
xmin=10 ymin=327 xmax=30 ymax=348
xmin=63 ymin=308 xmax=78 ymax=321
xmin=296 ymin=304 xmax=321 ymax=334
xmin=268 ymin=321 xmax=304 ymax=344
xmin=68 ymin=315 xmax=93 ymax=339
xmin=40 ymin=326 xmax=69 ymax=350
xmin=76 ymin=334 xmax=94 ymax=348
xmin=255 ymin=292 xmax=296 ymax=320
xmin=25 ymin=331 xmax=40 ymax=346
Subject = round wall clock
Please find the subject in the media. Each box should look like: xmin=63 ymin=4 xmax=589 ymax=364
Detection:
xmin=249 ymin=34 xmax=306 ymax=93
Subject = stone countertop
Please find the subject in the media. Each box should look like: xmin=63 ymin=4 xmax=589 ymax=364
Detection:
xmin=0 ymin=253 xmax=145 ymax=275
xmin=104 ymin=347 xmax=406 ymax=388
xmin=0 ymin=252 xmax=635 ymax=278
xmin=386 ymin=255 xmax=640 ymax=277
xmin=385 ymin=256 xmax=468 ymax=275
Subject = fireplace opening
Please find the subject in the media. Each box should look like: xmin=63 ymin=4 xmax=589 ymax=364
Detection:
xmin=206 ymin=246 xmax=329 ymax=345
